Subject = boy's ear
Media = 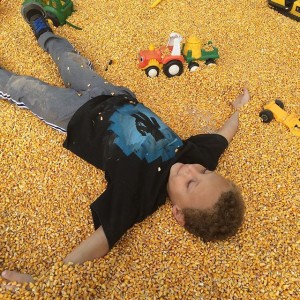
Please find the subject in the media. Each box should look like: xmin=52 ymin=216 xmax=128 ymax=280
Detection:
xmin=172 ymin=205 xmax=185 ymax=227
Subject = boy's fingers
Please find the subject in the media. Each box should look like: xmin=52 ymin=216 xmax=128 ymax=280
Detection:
xmin=1 ymin=282 xmax=20 ymax=292
xmin=234 ymin=88 xmax=250 ymax=106
xmin=1 ymin=270 xmax=34 ymax=283
xmin=1 ymin=270 xmax=34 ymax=292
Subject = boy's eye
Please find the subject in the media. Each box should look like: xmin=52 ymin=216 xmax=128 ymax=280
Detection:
xmin=187 ymin=180 xmax=194 ymax=188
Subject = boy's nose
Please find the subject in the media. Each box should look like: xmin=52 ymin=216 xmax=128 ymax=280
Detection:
xmin=188 ymin=164 xmax=206 ymax=174
xmin=180 ymin=164 xmax=196 ymax=177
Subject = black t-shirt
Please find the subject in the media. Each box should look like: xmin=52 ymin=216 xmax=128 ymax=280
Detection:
xmin=63 ymin=95 xmax=228 ymax=248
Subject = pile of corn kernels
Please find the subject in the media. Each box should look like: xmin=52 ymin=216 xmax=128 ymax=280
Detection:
xmin=0 ymin=0 xmax=299 ymax=299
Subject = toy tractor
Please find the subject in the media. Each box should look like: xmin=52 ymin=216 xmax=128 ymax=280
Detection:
xmin=138 ymin=33 xmax=219 ymax=78
xmin=138 ymin=33 xmax=185 ymax=78
xmin=268 ymin=0 xmax=300 ymax=21
xmin=21 ymin=0 xmax=81 ymax=29
xmin=259 ymin=99 xmax=300 ymax=136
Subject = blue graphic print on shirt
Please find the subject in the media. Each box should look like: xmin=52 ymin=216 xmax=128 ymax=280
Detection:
xmin=108 ymin=104 xmax=183 ymax=163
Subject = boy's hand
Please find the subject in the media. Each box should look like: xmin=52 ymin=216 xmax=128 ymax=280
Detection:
xmin=0 ymin=226 xmax=109 ymax=292
xmin=1 ymin=270 xmax=34 ymax=291
xmin=232 ymin=87 xmax=250 ymax=110
xmin=216 ymin=87 xmax=250 ymax=143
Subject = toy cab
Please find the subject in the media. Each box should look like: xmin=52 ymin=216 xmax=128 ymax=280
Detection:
xmin=259 ymin=99 xmax=300 ymax=136
xmin=268 ymin=0 xmax=300 ymax=21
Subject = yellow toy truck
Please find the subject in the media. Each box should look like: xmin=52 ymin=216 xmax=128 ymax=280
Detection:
xmin=268 ymin=0 xmax=300 ymax=21
xmin=259 ymin=99 xmax=300 ymax=136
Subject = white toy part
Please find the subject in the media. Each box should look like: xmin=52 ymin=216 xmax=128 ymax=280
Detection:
xmin=167 ymin=32 xmax=183 ymax=56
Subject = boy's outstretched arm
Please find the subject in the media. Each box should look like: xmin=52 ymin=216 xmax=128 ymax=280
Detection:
xmin=1 ymin=226 xmax=109 ymax=286
xmin=216 ymin=87 xmax=250 ymax=143
xmin=64 ymin=225 xmax=109 ymax=264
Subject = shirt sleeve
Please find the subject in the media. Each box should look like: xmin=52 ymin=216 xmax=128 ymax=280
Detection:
xmin=90 ymin=182 xmax=140 ymax=249
xmin=182 ymin=133 xmax=228 ymax=170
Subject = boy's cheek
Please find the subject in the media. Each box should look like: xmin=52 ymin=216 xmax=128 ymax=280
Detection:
xmin=169 ymin=181 xmax=186 ymax=198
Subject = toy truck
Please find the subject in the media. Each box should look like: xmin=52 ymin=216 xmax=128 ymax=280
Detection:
xmin=268 ymin=0 xmax=300 ymax=21
xmin=259 ymin=99 xmax=300 ymax=136
xmin=21 ymin=0 xmax=80 ymax=28
xmin=138 ymin=33 xmax=219 ymax=78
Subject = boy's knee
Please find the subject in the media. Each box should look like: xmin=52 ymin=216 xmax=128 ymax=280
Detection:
xmin=62 ymin=52 xmax=91 ymax=69
xmin=38 ymin=33 xmax=75 ymax=56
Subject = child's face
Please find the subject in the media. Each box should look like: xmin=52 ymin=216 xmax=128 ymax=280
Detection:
xmin=167 ymin=163 xmax=230 ymax=222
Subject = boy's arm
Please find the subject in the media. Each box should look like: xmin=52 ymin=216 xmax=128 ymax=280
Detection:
xmin=216 ymin=87 xmax=250 ymax=143
xmin=64 ymin=225 xmax=109 ymax=264
xmin=1 ymin=226 xmax=109 ymax=286
xmin=216 ymin=111 xmax=240 ymax=143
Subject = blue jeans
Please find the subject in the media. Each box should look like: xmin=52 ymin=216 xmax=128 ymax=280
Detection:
xmin=0 ymin=32 xmax=135 ymax=132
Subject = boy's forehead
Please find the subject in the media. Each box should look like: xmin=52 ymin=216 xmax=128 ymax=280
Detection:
xmin=192 ymin=185 xmax=218 ymax=206
xmin=188 ymin=175 xmax=230 ymax=210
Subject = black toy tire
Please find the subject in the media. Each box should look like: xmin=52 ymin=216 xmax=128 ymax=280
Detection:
xmin=163 ymin=60 xmax=183 ymax=78
xmin=205 ymin=58 xmax=216 ymax=66
xmin=145 ymin=66 xmax=160 ymax=78
xmin=259 ymin=109 xmax=274 ymax=123
xmin=188 ymin=61 xmax=200 ymax=72
xmin=275 ymin=99 xmax=284 ymax=109
xmin=46 ymin=12 xmax=61 ymax=27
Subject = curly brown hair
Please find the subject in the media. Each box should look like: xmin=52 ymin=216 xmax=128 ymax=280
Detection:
xmin=182 ymin=183 xmax=245 ymax=242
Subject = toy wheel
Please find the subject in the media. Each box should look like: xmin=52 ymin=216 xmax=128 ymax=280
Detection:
xmin=259 ymin=109 xmax=274 ymax=123
xmin=205 ymin=58 xmax=216 ymax=66
xmin=188 ymin=61 xmax=200 ymax=72
xmin=145 ymin=66 xmax=160 ymax=78
xmin=275 ymin=99 xmax=284 ymax=109
xmin=21 ymin=3 xmax=46 ymax=23
xmin=163 ymin=60 xmax=183 ymax=78
xmin=46 ymin=12 xmax=61 ymax=27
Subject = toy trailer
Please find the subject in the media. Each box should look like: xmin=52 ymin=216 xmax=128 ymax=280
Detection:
xmin=182 ymin=36 xmax=219 ymax=71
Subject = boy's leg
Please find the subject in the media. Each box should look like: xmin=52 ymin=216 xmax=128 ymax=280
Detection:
xmin=38 ymin=32 xmax=135 ymax=98
xmin=23 ymin=11 xmax=135 ymax=98
xmin=0 ymin=68 xmax=92 ymax=132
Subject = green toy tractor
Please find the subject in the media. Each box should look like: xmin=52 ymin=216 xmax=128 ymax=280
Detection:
xmin=21 ymin=0 xmax=81 ymax=29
